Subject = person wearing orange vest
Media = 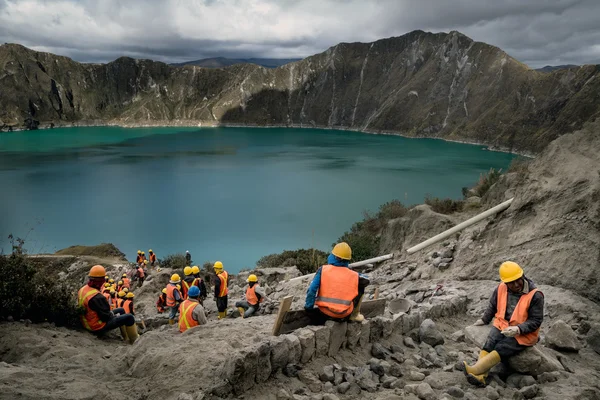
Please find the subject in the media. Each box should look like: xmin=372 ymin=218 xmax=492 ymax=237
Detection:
xmin=136 ymin=264 xmax=146 ymax=288
xmin=109 ymin=289 xmax=118 ymax=310
xmin=304 ymin=242 xmax=369 ymax=324
xmin=121 ymin=273 xmax=130 ymax=289
xmin=117 ymin=290 xmax=126 ymax=308
xmin=149 ymin=249 xmax=157 ymax=267
xmin=102 ymin=283 xmax=111 ymax=302
xmin=463 ymin=261 xmax=544 ymax=387
xmin=123 ymin=292 xmax=135 ymax=314
xmin=77 ymin=265 xmax=138 ymax=344
xmin=166 ymin=274 xmax=183 ymax=325
xmin=235 ymin=274 xmax=270 ymax=318
xmin=141 ymin=251 xmax=147 ymax=262
xmin=156 ymin=288 xmax=167 ymax=313
xmin=178 ymin=286 xmax=207 ymax=333
xmin=136 ymin=250 xmax=143 ymax=265
xmin=191 ymin=265 xmax=208 ymax=300
xmin=181 ymin=266 xmax=194 ymax=300
xmin=213 ymin=261 xmax=229 ymax=319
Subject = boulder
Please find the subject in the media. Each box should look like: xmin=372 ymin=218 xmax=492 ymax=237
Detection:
xmin=325 ymin=321 xmax=347 ymax=357
xmin=308 ymin=325 xmax=331 ymax=357
xmin=419 ymin=319 xmax=445 ymax=347
xmin=445 ymin=386 xmax=464 ymax=398
xmin=463 ymin=325 xmax=490 ymax=347
xmin=519 ymin=385 xmax=539 ymax=399
xmin=506 ymin=374 xmax=536 ymax=389
xmin=546 ymin=320 xmax=581 ymax=352
xmin=409 ymin=371 xmax=426 ymax=381
xmin=586 ymin=323 xmax=600 ymax=355
xmin=372 ymin=342 xmax=391 ymax=359
xmin=296 ymin=328 xmax=316 ymax=363
xmin=255 ymin=342 xmax=272 ymax=383
xmin=297 ymin=370 xmax=322 ymax=393
xmin=416 ymin=382 xmax=436 ymax=400
xmin=320 ymin=365 xmax=335 ymax=383
xmin=404 ymin=336 xmax=417 ymax=349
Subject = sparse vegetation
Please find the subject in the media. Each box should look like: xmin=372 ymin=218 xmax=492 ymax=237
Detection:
xmin=55 ymin=243 xmax=127 ymax=260
xmin=471 ymin=168 xmax=503 ymax=198
xmin=257 ymin=248 xmax=328 ymax=275
xmin=0 ymin=236 xmax=79 ymax=326
xmin=424 ymin=194 xmax=464 ymax=214
xmin=160 ymin=253 xmax=188 ymax=270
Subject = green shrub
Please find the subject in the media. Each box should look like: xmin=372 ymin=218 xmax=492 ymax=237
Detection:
xmin=336 ymin=221 xmax=381 ymax=261
xmin=0 ymin=237 xmax=79 ymax=326
xmin=160 ymin=253 xmax=187 ymax=270
xmin=508 ymin=157 xmax=531 ymax=177
xmin=257 ymin=248 xmax=328 ymax=275
xmin=424 ymin=195 xmax=464 ymax=214
xmin=473 ymin=168 xmax=502 ymax=197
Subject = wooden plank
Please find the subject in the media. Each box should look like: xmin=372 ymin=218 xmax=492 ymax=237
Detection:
xmin=373 ymin=288 xmax=379 ymax=300
xmin=271 ymin=295 xmax=294 ymax=336
xmin=279 ymin=298 xmax=387 ymax=334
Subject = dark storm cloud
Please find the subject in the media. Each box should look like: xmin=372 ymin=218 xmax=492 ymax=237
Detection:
xmin=0 ymin=0 xmax=598 ymax=67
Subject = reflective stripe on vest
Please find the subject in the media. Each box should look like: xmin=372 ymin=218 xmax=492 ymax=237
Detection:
xmin=493 ymin=283 xmax=541 ymax=346
xmin=182 ymin=278 xmax=198 ymax=300
xmin=166 ymin=284 xmax=178 ymax=307
xmin=77 ymin=285 xmax=107 ymax=332
xmin=245 ymin=284 xmax=263 ymax=306
xmin=218 ymin=271 xmax=229 ymax=297
xmin=178 ymin=300 xmax=200 ymax=333
xmin=315 ymin=265 xmax=359 ymax=319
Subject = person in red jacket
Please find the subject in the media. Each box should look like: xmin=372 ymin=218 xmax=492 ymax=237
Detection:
xmin=156 ymin=288 xmax=167 ymax=313
xmin=77 ymin=265 xmax=138 ymax=344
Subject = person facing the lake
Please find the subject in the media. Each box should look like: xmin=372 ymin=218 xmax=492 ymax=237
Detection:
xmin=136 ymin=263 xmax=146 ymax=288
xmin=463 ymin=261 xmax=544 ymax=387
xmin=304 ymin=242 xmax=369 ymax=323
xmin=149 ymin=249 xmax=156 ymax=267
xmin=213 ymin=261 xmax=229 ymax=320
xmin=77 ymin=265 xmax=138 ymax=344
xmin=136 ymin=250 xmax=143 ymax=265
xmin=185 ymin=250 xmax=192 ymax=266
xmin=166 ymin=274 xmax=183 ymax=325
xmin=191 ymin=265 xmax=208 ymax=301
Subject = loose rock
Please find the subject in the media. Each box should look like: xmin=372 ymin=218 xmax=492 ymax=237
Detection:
xmin=445 ymin=386 xmax=464 ymax=398
xmin=419 ymin=319 xmax=445 ymax=347
xmin=409 ymin=371 xmax=426 ymax=381
xmin=416 ymin=382 xmax=436 ymax=400
xmin=519 ymin=385 xmax=539 ymax=399
xmin=546 ymin=320 xmax=581 ymax=352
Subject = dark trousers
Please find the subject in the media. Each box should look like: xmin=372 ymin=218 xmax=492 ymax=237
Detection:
xmin=308 ymin=276 xmax=370 ymax=325
xmin=483 ymin=326 xmax=527 ymax=359
xmin=216 ymin=295 xmax=228 ymax=312
xmin=96 ymin=308 xmax=135 ymax=334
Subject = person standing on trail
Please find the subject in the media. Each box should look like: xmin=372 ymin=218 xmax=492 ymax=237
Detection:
xmin=181 ymin=266 xmax=195 ymax=300
xmin=192 ymin=265 xmax=208 ymax=301
xmin=77 ymin=265 xmax=139 ymax=344
xmin=136 ymin=250 xmax=143 ymax=265
xmin=136 ymin=263 xmax=146 ymax=288
xmin=121 ymin=273 xmax=130 ymax=289
xmin=166 ymin=274 xmax=183 ymax=325
xmin=178 ymin=286 xmax=207 ymax=332
xmin=235 ymin=274 xmax=270 ymax=318
xmin=304 ymin=242 xmax=369 ymax=324
xmin=213 ymin=261 xmax=229 ymax=320
xmin=185 ymin=250 xmax=192 ymax=266
xmin=149 ymin=249 xmax=157 ymax=267
xmin=463 ymin=261 xmax=544 ymax=387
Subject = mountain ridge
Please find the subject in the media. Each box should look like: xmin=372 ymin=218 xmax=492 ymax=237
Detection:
xmin=1 ymin=30 xmax=599 ymax=153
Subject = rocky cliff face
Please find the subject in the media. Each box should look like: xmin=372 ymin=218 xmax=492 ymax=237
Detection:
xmin=1 ymin=30 xmax=599 ymax=153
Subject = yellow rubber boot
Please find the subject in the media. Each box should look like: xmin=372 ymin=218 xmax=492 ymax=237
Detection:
xmin=238 ymin=307 xmax=245 ymax=318
xmin=349 ymin=295 xmax=365 ymax=322
xmin=168 ymin=319 xmax=175 ymax=325
xmin=218 ymin=311 xmax=226 ymax=319
xmin=119 ymin=325 xmax=128 ymax=341
xmin=125 ymin=324 xmax=139 ymax=344
xmin=463 ymin=350 xmax=501 ymax=387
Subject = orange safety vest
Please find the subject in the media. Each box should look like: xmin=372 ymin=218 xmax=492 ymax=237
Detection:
xmin=245 ymin=284 xmax=264 ymax=306
xmin=315 ymin=265 xmax=358 ymax=319
xmin=136 ymin=255 xmax=142 ymax=263
xmin=157 ymin=295 xmax=166 ymax=311
xmin=137 ymin=267 xmax=145 ymax=278
xmin=178 ymin=299 xmax=200 ymax=333
xmin=493 ymin=283 xmax=542 ymax=346
xmin=117 ymin=298 xmax=125 ymax=308
xmin=217 ymin=271 xmax=229 ymax=297
xmin=78 ymin=285 xmax=107 ymax=332
xmin=122 ymin=277 xmax=130 ymax=288
xmin=110 ymin=296 xmax=118 ymax=310
xmin=182 ymin=278 xmax=198 ymax=300
xmin=123 ymin=299 xmax=133 ymax=314
xmin=150 ymin=253 xmax=156 ymax=262
xmin=166 ymin=284 xmax=179 ymax=307
xmin=103 ymin=291 xmax=111 ymax=302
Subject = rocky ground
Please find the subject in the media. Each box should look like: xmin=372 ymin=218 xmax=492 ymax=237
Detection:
xmin=1 ymin=122 xmax=600 ymax=400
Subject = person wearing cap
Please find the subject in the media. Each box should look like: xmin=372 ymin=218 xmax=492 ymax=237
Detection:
xmin=463 ymin=261 xmax=544 ymax=387
xmin=235 ymin=274 xmax=270 ymax=318
xmin=166 ymin=274 xmax=183 ymax=325
xmin=178 ymin=286 xmax=207 ymax=332
xmin=304 ymin=242 xmax=370 ymax=324
xmin=77 ymin=265 xmax=138 ymax=344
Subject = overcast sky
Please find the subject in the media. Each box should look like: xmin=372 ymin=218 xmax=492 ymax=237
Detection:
xmin=1 ymin=0 xmax=599 ymax=67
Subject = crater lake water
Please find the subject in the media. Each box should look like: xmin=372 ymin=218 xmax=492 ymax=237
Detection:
xmin=0 ymin=126 xmax=517 ymax=272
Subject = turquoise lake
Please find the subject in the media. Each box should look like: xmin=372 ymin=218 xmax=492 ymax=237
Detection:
xmin=0 ymin=127 xmax=516 ymax=272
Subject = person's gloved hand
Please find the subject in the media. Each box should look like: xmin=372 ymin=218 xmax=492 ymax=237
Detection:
xmin=501 ymin=326 xmax=520 ymax=337
xmin=473 ymin=318 xmax=485 ymax=326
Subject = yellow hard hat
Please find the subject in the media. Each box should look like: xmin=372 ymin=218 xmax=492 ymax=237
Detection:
xmin=191 ymin=266 xmax=200 ymax=274
xmin=110 ymin=289 xmax=116 ymax=295
xmin=141 ymin=251 xmax=145 ymax=255
xmin=137 ymin=250 xmax=141 ymax=254
xmin=89 ymin=265 xmax=106 ymax=278
xmin=176 ymin=284 xmax=181 ymax=290
xmin=162 ymin=288 xmax=167 ymax=294
xmin=214 ymin=261 xmax=223 ymax=270
xmin=332 ymin=242 xmax=352 ymax=260
xmin=184 ymin=266 xmax=193 ymax=276
xmin=499 ymin=261 xmax=524 ymax=283
xmin=149 ymin=249 xmax=153 ymax=253
xmin=118 ymin=280 xmax=123 ymax=285
xmin=122 ymin=273 xmax=127 ymax=278
xmin=104 ymin=282 xmax=111 ymax=288
xmin=109 ymin=279 xmax=115 ymax=283
xmin=118 ymin=291 xmax=126 ymax=298
xmin=247 ymin=274 xmax=258 ymax=283
xmin=170 ymin=274 xmax=181 ymax=283
xmin=126 ymin=292 xmax=135 ymax=299
xmin=144 ymin=260 xmax=148 ymax=264
xmin=123 ymin=288 xmax=129 ymax=293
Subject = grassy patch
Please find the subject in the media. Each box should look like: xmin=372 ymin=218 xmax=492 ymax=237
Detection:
xmin=257 ymin=248 xmax=328 ymax=275
xmin=424 ymin=195 xmax=464 ymax=214
xmin=55 ymin=243 xmax=127 ymax=260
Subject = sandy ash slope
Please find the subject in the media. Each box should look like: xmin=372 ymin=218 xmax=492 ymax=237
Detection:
xmin=2 ymin=122 xmax=600 ymax=400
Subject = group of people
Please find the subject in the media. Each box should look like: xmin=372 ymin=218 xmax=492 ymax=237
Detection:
xmin=134 ymin=249 xmax=158 ymax=287
xmin=78 ymin=242 xmax=544 ymax=390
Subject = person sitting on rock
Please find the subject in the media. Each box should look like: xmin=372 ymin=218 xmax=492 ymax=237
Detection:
xmin=235 ymin=274 xmax=270 ymax=318
xmin=304 ymin=242 xmax=369 ymax=324
xmin=191 ymin=265 xmax=208 ymax=301
xmin=463 ymin=261 xmax=544 ymax=387
xmin=123 ymin=292 xmax=135 ymax=315
xmin=178 ymin=286 xmax=207 ymax=333
xmin=109 ymin=289 xmax=118 ymax=310
xmin=77 ymin=265 xmax=139 ymax=344
xmin=136 ymin=263 xmax=146 ymax=288
xmin=156 ymin=288 xmax=167 ymax=313
xmin=117 ymin=290 xmax=126 ymax=308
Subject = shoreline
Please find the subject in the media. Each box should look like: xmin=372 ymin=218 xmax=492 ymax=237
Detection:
xmin=1 ymin=120 xmax=535 ymax=158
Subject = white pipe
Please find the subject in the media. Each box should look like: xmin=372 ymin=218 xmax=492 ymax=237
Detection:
xmin=406 ymin=197 xmax=514 ymax=254
xmin=286 ymin=253 xmax=394 ymax=283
